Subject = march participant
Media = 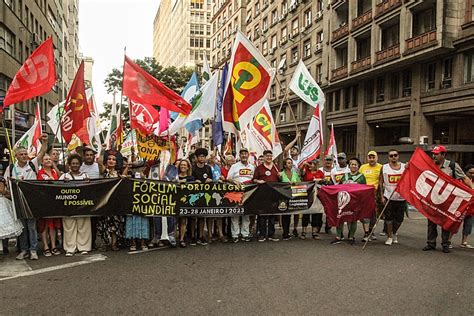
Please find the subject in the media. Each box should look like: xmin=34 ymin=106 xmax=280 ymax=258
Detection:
xmin=207 ymin=152 xmax=225 ymax=242
xmin=49 ymin=148 xmax=65 ymax=174
xmin=220 ymin=154 xmax=235 ymax=180
xmin=379 ymin=149 xmax=406 ymax=246
xmin=257 ymin=155 xmax=264 ymax=166
xmin=359 ymin=151 xmax=382 ymax=241
xmin=284 ymin=131 xmax=301 ymax=167
xmin=59 ymin=154 xmax=92 ymax=257
xmin=280 ymin=158 xmax=301 ymax=240
xmin=0 ymin=176 xmax=22 ymax=254
xmin=175 ymin=159 xmax=195 ymax=248
xmin=319 ymin=154 xmax=335 ymax=234
xmin=301 ymin=159 xmax=325 ymax=239
xmin=422 ymin=146 xmax=472 ymax=253
xmin=253 ymin=150 xmax=280 ymax=242
xmin=331 ymin=158 xmax=366 ymax=245
xmin=227 ymin=148 xmax=255 ymax=242
xmin=5 ymin=132 xmax=48 ymax=260
xmin=460 ymin=164 xmax=474 ymax=249
xmin=191 ymin=148 xmax=213 ymax=245
xmin=37 ymin=154 xmax=61 ymax=257
xmin=330 ymin=153 xmax=349 ymax=184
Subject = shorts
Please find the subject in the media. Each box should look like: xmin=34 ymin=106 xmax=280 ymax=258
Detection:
xmin=384 ymin=200 xmax=406 ymax=224
xmin=37 ymin=218 xmax=62 ymax=233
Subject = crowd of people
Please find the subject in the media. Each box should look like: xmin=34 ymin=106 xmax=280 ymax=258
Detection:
xmin=0 ymin=133 xmax=473 ymax=260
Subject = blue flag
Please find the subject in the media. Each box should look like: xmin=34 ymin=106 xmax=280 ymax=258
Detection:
xmin=212 ymin=63 xmax=228 ymax=147
xmin=171 ymin=72 xmax=199 ymax=121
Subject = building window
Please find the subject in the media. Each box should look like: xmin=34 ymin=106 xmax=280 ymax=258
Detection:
xmin=271 ymin=34 xmax=277 ymax=49
xmin=402 ymin=70 xmax=412 ymax=96
xmin=441 ymin=57 xmax=453 ymax=88
xmin=335 ymin=46 xmax=348 ymax=67
xmin=357 ymin=0 xmax=371 ymax=16
xmin=344 ymin=87 xmax=351 ymax=109
xmin=303 ymin=40 xmax=311 ymax=58
xmin=317 ymin=31 xmax=323 ymax=43
xmin=381 ymin=22 xmax=400 ymax=49
xmin=271 ymin=59 xmax=277 ymax=68
xmin=280 ymin=80 xmax=287 ymax=97
xmin=352 ymin=85 xmax=358 ymax=107
xmin=334 ymin=90 xmax=341 ymax=111
xmin=425 ymin=62 xmax=436 ymax=91
xmin=270 ymin=84 xmax=276 ymax=99
xmin=327 ymin=92 xmax=333 ymax=112
xmin=263 ymin=17 xmax=268 ymax=31
xmin=356 ymin=36 xmax=370 ymax=60
xmin=281 ymin=26 xmax=288 ymax=39
xmin=316 ymin=64 xmax=322 ymax=83
xmin=262 ymin=41 xmax=268 ymax=54
xmin=365 ymin=80 xmax=374 ymax=105
xmin=292 ymin=19 xmax=299 ymax=35
xmin=412 ymin=7 xmax=436 ymax=37
xmin=304 ymin=9 xmax=312 ymax=27
xmin=376 ymin=78 xmax=385 ymax=102
xmin=272 ymin=10 xmax=278 ymax=24
xmin=291 ymin=46 xmax=298 ymax=64
xmin=0 ymin=24 xmax=15 ymax=56
xmin=390 ymin=73 xmax=399 ymax=99
xmin=464 ymin=51 xmax=474 ymax=83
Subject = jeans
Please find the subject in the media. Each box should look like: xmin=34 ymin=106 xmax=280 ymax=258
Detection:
xmin=336 ymin=222 xmax=357 ymax=239
xmin=302 ymin=213 xmax=323 ymax=228
xmin=19 ymin=218 xmax=38 ymax=252
xmin=282 ymin=215 xmax=291 ymax=238
xmin=427 ymin=219 xmax=450 ymax=248
xmin=257 ymin=215 xmax=276 ymax=238
xmin=463 ymin=216 xmax=472 ymax=236
xmin=231 ymin=215 xmax=250 ymax=238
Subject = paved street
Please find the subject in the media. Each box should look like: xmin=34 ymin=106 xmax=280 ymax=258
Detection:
xmin=1 ymin=213 xmax=473 ymax=315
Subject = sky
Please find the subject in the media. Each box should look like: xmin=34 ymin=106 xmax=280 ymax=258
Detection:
xmin=78 ymin=0 xmax=160 ymax=114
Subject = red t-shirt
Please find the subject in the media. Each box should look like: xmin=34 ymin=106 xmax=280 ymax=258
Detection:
xmin=221 ymin=166 xmax=230 ymax=179
xmin=37 ymin=168 xmax=59 ymax=180
xmin=303 ymin=169 xmax=324 ymax=182
xmin=253 ymin=163 xmax=280 ymax=182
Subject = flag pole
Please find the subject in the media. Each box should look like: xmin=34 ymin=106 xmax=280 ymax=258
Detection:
xmin=1 ymin=113 xmax=15 ymax=165
xmin=274 ymin=75 xmax=300 ymax=149
xmin=117 ymin=46 xmax=127 ymax=151
xmin=11 ymin=104 xmax=15 ymax=146
xmin=362 ymin=189 xmax=395 ymax=250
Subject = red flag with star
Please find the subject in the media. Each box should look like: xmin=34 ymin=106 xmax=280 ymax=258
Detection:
xmin=61 ymin=61 xmax=90 ymax=143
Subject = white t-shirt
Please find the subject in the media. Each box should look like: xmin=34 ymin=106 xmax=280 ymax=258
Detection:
xmin=330 ymin=165 xmax=350 ymax=184
xmin=80 ymin=163 xmax=100 ymax=179
xmin=226 ymin=161 xmax=255 ymax=184
xmin=318 ymin=167 xmax=333 ymax=183
xmin=382 ymin=163 xmax=406 ymax=201
xmin=5 ymin=157 xmax=39 ymax=180
xmin=59 ymin=172 xmax=89 ymax=181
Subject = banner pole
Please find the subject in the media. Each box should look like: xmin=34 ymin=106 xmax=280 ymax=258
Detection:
xmin=362 ymin=189 xmax=396 ymax=250
xmin=11 ymin=104 xmax=15 ymax=146
xmin=2 ymin=115 xmax=15 ymax=164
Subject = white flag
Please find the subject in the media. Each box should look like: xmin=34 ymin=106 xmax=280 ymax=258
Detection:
xmin=289 ymin=60 xmax=325 ymax=111
xmin=298 ymin=105 xmax=323 ymax=168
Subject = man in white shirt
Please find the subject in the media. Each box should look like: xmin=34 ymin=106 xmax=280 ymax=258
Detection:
xmin=330 ymin=153 xmax=350 ymax=184
xmin=5 ymin=133 xmax=48 ymax=260
xmin=227 ymin=148 xmax=255 ymax=242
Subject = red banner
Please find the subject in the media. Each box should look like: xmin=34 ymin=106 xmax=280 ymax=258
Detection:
xmin=61 ymin=61 xmax=90 ymax=143
xmin=318 ymin=184 xmax=376 ymax=227
xmin=123 ymin=56 xmax=191 ymax=115
xmin=395 ymin=147 xmax=473 ymax=233
xmin=129 ymin=99 xmax=160 ymax=134
xmin=3 ymin=37 xmax=56 ymax=109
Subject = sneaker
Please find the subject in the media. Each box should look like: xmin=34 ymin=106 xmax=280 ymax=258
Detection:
xmin=379 ymin=232 xmax=387 ymax=236
xmin=371 ymin=235 xmax=377 ymax=241
xmin=43 ymin=249 xmax=52 ymax=257
xmin=448 ymin=244 xmax=453 ymax=249
xmin=283 ymin=236 xmax=290 ymax=241
xmin=461 ymin=242 xmax=474 ymax=249
xmin=393 ymin=235 xmax=398 ymax=244
xmin=80 ymin=251 xmax=88 ymax=255
xmin=362 ymin=234 xmax=369 ymax=242
xmin=330 ymin=238 xmax=342 ymax=245
xmin=232 ymin=237 xmax=239 ymax=243
xmin=442 ymin=246 xmax=450 ymax=253
xmin=30 ymin=250 xmax=38 ymax=260
xmin=16 ymin=250 xmax=29 ymax=260
xmin=258 ymin=236 xmax=266 ymax=242
xmin=243 ymin=236 xmax=252 ymax=242
xmin=197 ymin=238 xmax=208 ymax=246
xmin=422 ymin=245 xmax=436 ymax=251
xmin=292 ymin=229 xmax=298 ymax=237
xmin=268 ymin=236 xmax=279 ymax=242
xmin=190 ymin=238 xmax=197 ymax=246
xmin=385 ymin=237 xmax=393 ymax=246
xmin=65 ymin=252 xmax=74 ymax=257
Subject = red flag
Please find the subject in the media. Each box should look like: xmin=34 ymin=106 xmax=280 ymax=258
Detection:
xmin=3 ymin=37 xmax=56 ymax=109
xmin=395 ymin=148 xmax=473 ymax=233
xmin=129 ymin=99 xmax=160 ymax=135
xmin=122 ymin=56 xmax=191 ymax=114
xmin=318 ymin=184 xmax=376 ymax=227
xmin=61 ymin=61 xmax=90 ymax=143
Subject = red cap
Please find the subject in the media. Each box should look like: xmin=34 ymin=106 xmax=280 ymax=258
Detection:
xmin=432 ymin=145 xmax=447 ymax=154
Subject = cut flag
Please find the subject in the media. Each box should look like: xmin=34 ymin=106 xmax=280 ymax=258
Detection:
xmin=123 ymin=56 xmax=191 ymax=115
xmin=14 ymin=103 xmax=42 ymax=158
xmin=222 ymin=31 xmax=274 ymax=134
xmin=3 ymin=37 xmax=56 ymax=109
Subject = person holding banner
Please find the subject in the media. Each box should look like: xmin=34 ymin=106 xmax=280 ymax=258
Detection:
xmin=281 ymin=158 xmax=301 ymax=240
xmin=207 ymin=152 xmax=225 ymax=243
xmin=59 ymin=154 xmax=92 ymax=257
xmin=192 ymin=148 xmax=213 ymax=245
xmin=301 ymin=159 xmax=325 ymax=239
xmin=422 ymin=146 xmax=472 ymax=253
xmin=253 ymin=150 xmax=280 ymax=242
xmin=330 ymin=153 xmax=349 ymax=185
xmin=176 ymin=159 xmax=195 ymax=248
xmin=460 ymin=165 xmax=474 ymax=249
xmin=379 ymin=150 xmax=406 ymax=246
xmin=5 ymin=133 xmax=48 ymax=260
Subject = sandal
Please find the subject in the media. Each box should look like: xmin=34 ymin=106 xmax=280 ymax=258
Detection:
xmin=51 ymin=248 xmax=61 ymax=256
xmin=461 ymin=242 xmax=474 ymax=249
xmin=300 ymin=232 xmax=306 ymax=240
xmin=43 ymin=249 xmax=52 ymax=257
xmin=179 ymin=241 xmax=186 ymax=248
xmin=141 ymin=245 xmax=148 ymax=251
xmin=312 ymin=233 xmax=320 ymax=240
xmin=129 ymin=245 xmax=137 ymax=251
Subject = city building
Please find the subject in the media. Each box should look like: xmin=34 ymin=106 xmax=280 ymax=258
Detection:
xmin=0 ymin=0 xmax=80 ymax=157
xmin=153 ymin=0 xmax=212 ymax=71
xmin=81 ymin=55 xmax=93 ymax=89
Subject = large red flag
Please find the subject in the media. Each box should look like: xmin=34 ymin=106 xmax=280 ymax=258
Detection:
xmin=129 ymin=99 xmax=160 ymax=135
xmin=122 ymin=56 xmax=191 ymax=114
xmin=318 ymin=184 xmax=376 ymax=227
xmin=3 ymin=37 xmax=56 ymax=109
xmin=395 ymin=148 xmax=473 ymax=233
xmin=61 ymin=61 xmax=90 ymax=143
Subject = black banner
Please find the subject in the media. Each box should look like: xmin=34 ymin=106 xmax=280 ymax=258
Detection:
xmin=10 ymin=179 xmax=315 ymax=218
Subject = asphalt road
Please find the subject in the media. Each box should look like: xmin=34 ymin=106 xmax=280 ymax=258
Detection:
xmin=1 ymin=214 xmax=473 ymax=315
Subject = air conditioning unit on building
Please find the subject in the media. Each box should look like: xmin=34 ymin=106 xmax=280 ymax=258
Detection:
xmin=315 ymin=42 xmax=322 ymax=52
xmin=419 ymin=136 xmax=429 ymax=145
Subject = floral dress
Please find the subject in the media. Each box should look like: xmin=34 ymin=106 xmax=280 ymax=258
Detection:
xmin=96 ymin=169 xmax=125 ymax=245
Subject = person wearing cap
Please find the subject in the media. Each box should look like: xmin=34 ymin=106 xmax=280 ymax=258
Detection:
xmin=284 ymin=131 xmax=302 ymax=173
xmin=191 ymin=148 xmax=213 ymax=245
xmin=359 ymin=151 xmax=382 ymax=241
xmin=423 ymin=146 xmax=472 ymax=253
xmin=319 ymin=155 xmax=335 ymax=233
xmin=378 ymin=149 xmax=406 ymax=246
xmin=330 ymin=153 xmax=349 ymax=185
xmin=227 ymin=148 xmax=255 ymax=242
xmin=300 ymin=159 xmax=325 ymax=239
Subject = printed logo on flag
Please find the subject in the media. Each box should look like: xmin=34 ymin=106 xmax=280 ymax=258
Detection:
xmin=337 ymin=191 xmax=351 ymax=215
xmin=297 ymin=73 xmax=321 ymax=103
xmin=253 ymin=107 xmax=273 ymax=143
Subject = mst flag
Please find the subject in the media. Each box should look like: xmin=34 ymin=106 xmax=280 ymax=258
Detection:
xmin=222 ymin=31 xmax=274 ymax=133
xmin=14 ymin=103 xmax=42 ymax=158
xmin=61 ymin=61 xmax=90 ymax=143
xmin=318 ymin=184 xmax=376 ymax=227
xmin=123 ymin=56 xmax=191 ymax=114
xmin=298 ymin=105 xmax=323 ymax=168
xmin=396 ymin=148 xmax=474 ymax=233
xmin=289 ymin=60 xmax=325 ymax=111
xmin=3 ymin=37 xmax=56 ymax=109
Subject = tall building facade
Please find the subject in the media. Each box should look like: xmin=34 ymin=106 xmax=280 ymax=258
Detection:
xmin=153 ymin=0 xmax=212 ymax=71
xmin=0 ymin=0 xmax=80 ymax=151
xmin=210 ymin=0 xmax=474 ymax=165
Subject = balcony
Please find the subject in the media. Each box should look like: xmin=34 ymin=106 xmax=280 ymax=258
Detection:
xmin=375 ymin=0 xmax=402 ymax=18
xmin=405 ymin=30 xmax=437 ymax=55
xmin=331 ymin=65 xmax=348 ymax=81
xmin=332 ymin=23 xmax=349 ymax=42
xmin=332 ymin=0 xmax=346 ymax=10
xmin=375 ymin=44 xmax=400 ymax=65
xmin=351 ymin=56 xmax=371 ymax=74
xmin=352 ymin=10 xmax=372 ymax=31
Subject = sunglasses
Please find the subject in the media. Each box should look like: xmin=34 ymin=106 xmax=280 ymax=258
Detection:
xmin=389 ymin=154 xmax=398 ymax=158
